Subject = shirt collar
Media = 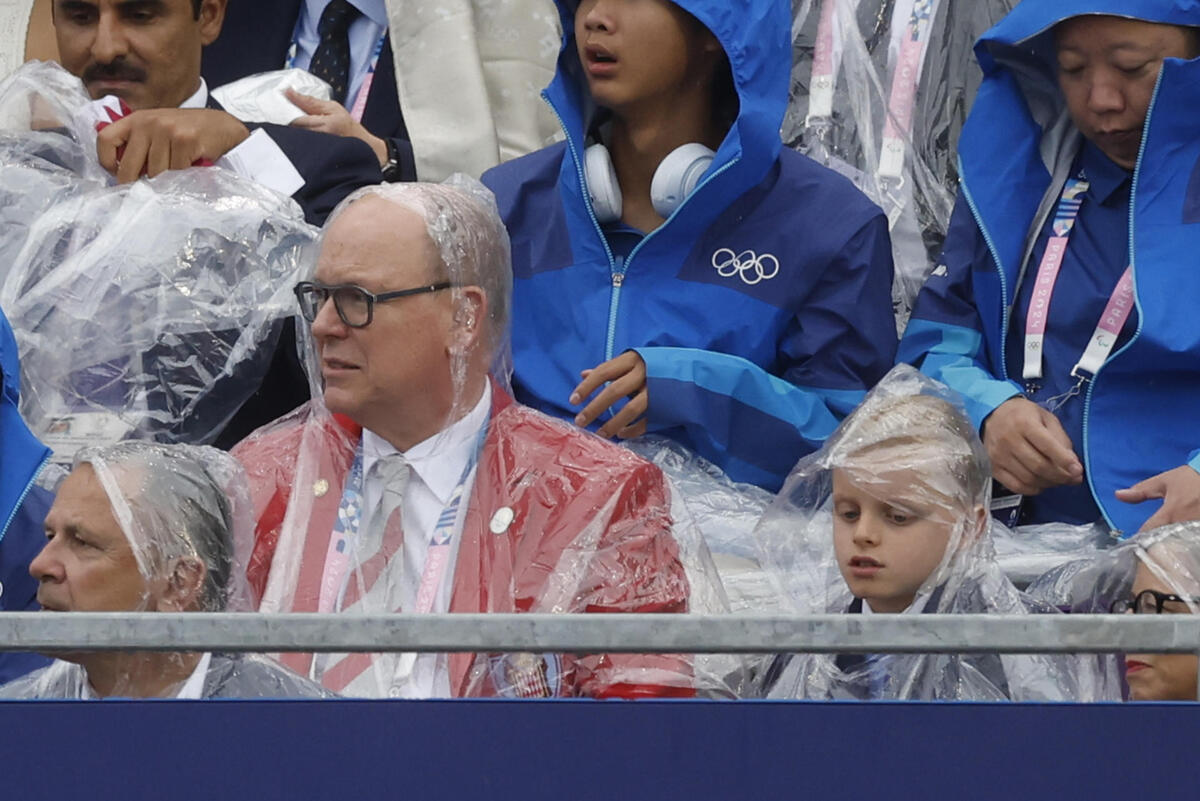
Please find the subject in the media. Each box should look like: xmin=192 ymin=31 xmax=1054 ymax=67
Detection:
xmin=179 ymin=79 xmax=209 ymax=110
xmin=304 ymin=0 xmax=388 ymax=28
xmin=1080 ymin=140 xmax=1131 ymax=206
xmin=362 ymin=383 xmax=491 ymax=505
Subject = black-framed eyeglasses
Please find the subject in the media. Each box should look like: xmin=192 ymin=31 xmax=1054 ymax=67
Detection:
xmin=1110 ymin=589 xmax=1200 ymax=615
xmin=294 ymin=280 xmax=453 ymax=328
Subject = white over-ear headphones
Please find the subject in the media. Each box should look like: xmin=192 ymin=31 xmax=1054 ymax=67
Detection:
xmin=584 ymin=142 xmax=715 ymax=223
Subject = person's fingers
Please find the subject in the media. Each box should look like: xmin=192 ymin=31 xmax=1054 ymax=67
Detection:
xmin=993 ymin=462 xmax=1040 ymax=497
xmin=288 ymin=113 xmax=325 ymax=130
xmin=1032 ymin=407 xmax=1084 ymax=479
xmin=1116 ymin=476 xmax=1164 ymax=503
xmin=616 ymin=418 xmax=648 ymax=440
xmin=575 ymin=370 xmax=642 ymax=428
xmin=569 ymin=355 xmax=633 ymax=406
xmin=285 ymin=89 xmax=335 ymax=114
xmin=145 ymin=133 xmax=172 ymax=177
xmin=596 ymin=390 xmax=647 ymax=438
xmin=95 ymin=123 xmax=126 ymax=175
xmin=115 ymin=127 xmax=150 ymax=183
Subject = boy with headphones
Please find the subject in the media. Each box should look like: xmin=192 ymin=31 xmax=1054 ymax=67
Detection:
xmin=483 ymin=0 xmax=897 ymax=492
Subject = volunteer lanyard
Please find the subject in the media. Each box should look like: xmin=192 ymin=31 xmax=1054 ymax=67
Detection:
xmin=877 ymin=0 xmax=935 ymax=181
xmin=285 ymin=17 xmax=386 ymax=123
xmin=807 ymin=0 xmax=934 ymax=179
xmin=1021 ymin=176 xmax=1136 ymax=403
xmin=320 ymin=423 xmax=488 ymax=616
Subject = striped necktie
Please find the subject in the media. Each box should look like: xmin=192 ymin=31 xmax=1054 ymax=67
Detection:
xmin=309 ymin=0 xmax=360 ymax=105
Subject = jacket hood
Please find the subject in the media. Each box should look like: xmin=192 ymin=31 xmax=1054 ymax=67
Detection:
xmin=972 ymin=0 xmax=1200 ymax=151
xmin=0 ymin=310 xmax=50 ymax=542
xmin=546 ymin=0 xmax=790 ymax=228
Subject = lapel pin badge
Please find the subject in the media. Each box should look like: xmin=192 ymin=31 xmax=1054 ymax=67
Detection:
xmin=489 ymin=506 xmax=515 ymax=535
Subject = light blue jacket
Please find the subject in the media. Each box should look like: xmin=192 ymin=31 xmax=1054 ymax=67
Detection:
xmin=899 ymin=0 xmax=1200 ymax=533
xmin=484 ymin=0 xmax=897 ymax=491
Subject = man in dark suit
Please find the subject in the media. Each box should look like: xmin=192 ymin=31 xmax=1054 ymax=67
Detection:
xmin=50 ymin=0 xmax=379 ymax=442
xmin=52 ymin=0 xmax=383 ymax=225
xmin=201 ymin=0 xmax=416 ymax=182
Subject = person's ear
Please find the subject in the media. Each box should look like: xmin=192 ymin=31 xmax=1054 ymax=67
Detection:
xmin=160 ymin=556 xmax=208 ymax=612
xmin=198 ymin=0 xmax=227 ymax=47
xmin=449 ymin=286 xmax=488 ymax=352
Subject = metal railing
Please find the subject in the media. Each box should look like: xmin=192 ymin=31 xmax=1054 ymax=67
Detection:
xmin=0 ymin=612 xmax=1197 ymax=654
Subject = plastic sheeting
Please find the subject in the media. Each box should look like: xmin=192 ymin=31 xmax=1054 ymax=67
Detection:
xmin=785 ymin=0 xmax=1016 ymax=329
xmin=210 ymin=69 xmax=334 ymax=126
xmin=0 ymin=442 xmax=328 ymax=699
xmin=754 ymin=365 xmax=1112 ymax=700
xmin=1027 ymin=521 xmax=1200 ymax=701
xmin=0 ymin=63 xmax=317 ymax=468
xmin=234 ymin=178 xmax=737 ymax=699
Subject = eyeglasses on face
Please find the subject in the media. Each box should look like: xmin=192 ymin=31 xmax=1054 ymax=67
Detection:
xmin=294 ymin=280 xmax=452 ymax=328
xmin=1110 ymin=588 xmax=1200 ymax=615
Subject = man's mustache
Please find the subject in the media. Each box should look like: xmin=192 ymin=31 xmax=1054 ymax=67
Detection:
xmin=82 ymin=61 xmax=147 ymax=84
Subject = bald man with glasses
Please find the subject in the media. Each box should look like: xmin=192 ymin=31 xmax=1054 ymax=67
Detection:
xmin=232 ymin=180 xmax=704 ymax=701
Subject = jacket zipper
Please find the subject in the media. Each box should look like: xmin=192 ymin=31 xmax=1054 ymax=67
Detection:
xmin=1080 ymin=71 xmax=1160 ymax=533
xmin=958 ymin=156 xmax=1012 ymax=377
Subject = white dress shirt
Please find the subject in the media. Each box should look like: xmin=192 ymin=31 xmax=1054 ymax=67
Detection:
xmin=359 ymin=383 xmax=491 ymax=697
xmin=289 ymin=0 xmax=389 ymax=111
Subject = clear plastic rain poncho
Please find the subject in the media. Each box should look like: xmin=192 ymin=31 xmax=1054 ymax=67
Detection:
xmin=755 ymin=365 xmax=1109 ymax=700
xmin=232 ymin=177 xmax=736 ymax=699
xmin=1027 ymin=521 xmax=1200 ymax=701
xmin=0 ymin=62 xmax=318 ymax=467
xmin=0 ymin=442 xmax=329 ymax=699
xmin=785 ymin=0 xmax=1016 ymax=329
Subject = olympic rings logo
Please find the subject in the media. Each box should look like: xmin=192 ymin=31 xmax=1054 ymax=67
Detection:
xmin=711 ymin=248 xmax=780 ymax=285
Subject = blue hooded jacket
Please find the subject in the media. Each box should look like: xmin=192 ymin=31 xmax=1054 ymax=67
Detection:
xmin=898 ymin=0 xmax=1200 ymax=534
xmin=0 ymin=309 xmax=52 ymax=682
xmin=482 ymin=0 xmax=897 ymax=491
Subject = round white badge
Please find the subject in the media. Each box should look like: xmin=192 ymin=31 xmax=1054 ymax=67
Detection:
xmin=489 ymin=506 xmax=515 ymax=535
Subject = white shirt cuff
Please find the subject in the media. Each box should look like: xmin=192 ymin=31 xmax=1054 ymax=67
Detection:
xmin=216 ymin=128 xmax=305 ymax=198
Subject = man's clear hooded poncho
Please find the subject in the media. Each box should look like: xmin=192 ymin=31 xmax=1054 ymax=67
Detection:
xmin=0 ymin=441 xmax=327 ymax=699
xmin=0 ymin=62 xmax=316 ymax=467
xmin=232 ymin=177 xmax=736 ymax=699
xmin=755 ymin=365 xmax=1110 ymax=701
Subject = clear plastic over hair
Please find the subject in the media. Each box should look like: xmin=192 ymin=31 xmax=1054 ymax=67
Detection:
xmin=0 ymin=64 xmax=317 ymax=467
xmin=754 ymin=365 xmax=1112 ymax=700
xmin=76 ymin=441 xmax=256 ymax=613
xmin=0 ymin=442 xmax=330 ymax=699
xmin=236 ymin=177 xmax=738 ymax=698
xmin=784 ymin=0 xmax=1017 ymax=329
xmin=1028 ymin=521 xmax=1200 ymax=700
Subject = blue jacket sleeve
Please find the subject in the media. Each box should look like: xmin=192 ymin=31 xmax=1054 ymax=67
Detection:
xmin=897 ymin=191 xmax=1022 ymax=431
xmin=635 ymin=214 xmax=897 ymax=491
xmin=0 ymin=485 xmax=53 ymax=684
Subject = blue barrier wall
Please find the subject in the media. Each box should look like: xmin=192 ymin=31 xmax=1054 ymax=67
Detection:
xmin=1 ymin=700 xmax=1194 ymax=800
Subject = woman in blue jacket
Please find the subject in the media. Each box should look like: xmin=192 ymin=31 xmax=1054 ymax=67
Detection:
xmin=899 ymin=0 xmax=1200 ymax=535
xmin=482 ymin=0 xmax=897 ymax=492
xmin=0 ymin=309 xmax=53 ymax=684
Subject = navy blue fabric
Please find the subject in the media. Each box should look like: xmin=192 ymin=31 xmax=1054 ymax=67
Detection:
xmin=483 ymin=0 xmax=896 ymax=491
xmin=899 ymin=0 xmax=1200 ymax=534
xmin=999 ymin=144 xmax=1135 ymax=525
xmin=0 ymin=311 xmax=53 ymax=683
xmin=205 ymin=95 xmax=382 ymax=226
xmin=201 ymin=0 xmax=415 ymax=181
xmin=0 ymin=486 xmax=52 ymax=684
